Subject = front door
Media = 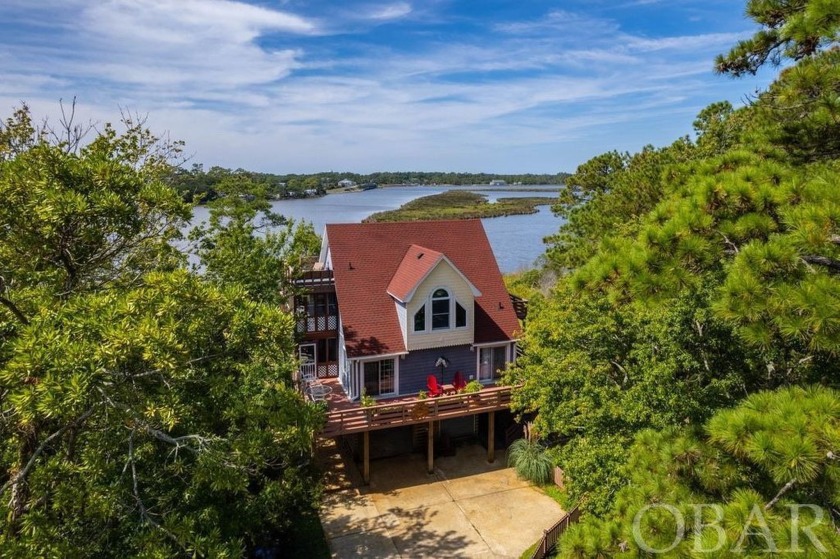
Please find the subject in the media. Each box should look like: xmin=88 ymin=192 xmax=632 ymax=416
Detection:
xmin=299 ymin=343 xmax=317 ymax=381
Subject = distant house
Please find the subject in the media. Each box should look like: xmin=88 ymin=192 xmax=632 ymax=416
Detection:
xmin=338 ymin=178 xmax=356 ymax=188
xmin=489 ymin=179 xmax=507 ymax=186
xmin=293 ymin=220 xmax=526 ymax=480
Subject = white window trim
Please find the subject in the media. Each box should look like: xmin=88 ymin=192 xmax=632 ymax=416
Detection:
xmin=355 ymin=354 xmax=401 ymax=398
xmin=413 ymin=285 xmax=469 ymax=334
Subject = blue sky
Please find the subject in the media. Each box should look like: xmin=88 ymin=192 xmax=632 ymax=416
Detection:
xmin=1 ymin=1 xmax=775 ymax=174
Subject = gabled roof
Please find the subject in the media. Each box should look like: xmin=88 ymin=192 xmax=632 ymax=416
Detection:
xmin=387 ymin=244 xmax=481 ymax=303
xmin=325 ymin=220 xmax=520 ymax=358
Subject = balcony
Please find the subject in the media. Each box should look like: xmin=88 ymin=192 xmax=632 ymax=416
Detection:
xmin=293 ymin=269 xmax=334 ymax=291
xmin=313 ymin=377 xmax=515 ymax=438
xmin=296 ymin=315 xmax=338 ymax=335
xmin=295 ymin=289 xmax=338 ymax=337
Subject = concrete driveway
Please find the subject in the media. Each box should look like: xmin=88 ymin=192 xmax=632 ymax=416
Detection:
xmin=320 ymin=444 xmax=566 ymax=558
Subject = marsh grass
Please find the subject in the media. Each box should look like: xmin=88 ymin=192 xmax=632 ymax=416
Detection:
xmin=364 ymin=190 xmax=555 ymax=222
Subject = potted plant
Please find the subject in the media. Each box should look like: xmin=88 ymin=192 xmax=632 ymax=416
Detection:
xmin=464 ymin=380 xmax=482 ymax=406
xmin=360 ymin=391 xmax=376 ymax=419
xmin=412 ymin=391 xmax=430 ymax=420
xmin=464 ymin=380 xmax=482 ymax=393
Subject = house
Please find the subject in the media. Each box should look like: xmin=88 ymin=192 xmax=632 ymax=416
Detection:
xmin=294 ymin=220 xmax=525 ymax=481
xmin=337 ymin=178 xmax=356 ymax=188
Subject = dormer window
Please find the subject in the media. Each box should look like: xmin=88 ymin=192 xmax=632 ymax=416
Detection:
xmin=413 ymin=288 xmax=468 ymax=333
xmin=431 ymin=289 xmax=450 ymax=330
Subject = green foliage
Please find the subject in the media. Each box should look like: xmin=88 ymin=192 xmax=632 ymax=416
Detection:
xmin=507 ymin=439 xmax=553 ymax=485
xmin=464 ymin=380 xmax=483 ymax=393
xmin=510 ymin=284 xmax=761 ymax=513
xmin=715 ymin=0 xmax=840 ymax=76
xmin=0 ymin=105 xmax=324 ymax=557
xmin=546 ymin=138 xmax=697 ymax=271
xmin=557 ymin=387 xmax=840 ymax=557
xmin=517 ymin=0 xmax=840 ymax=546
xmin=756 ymin=48 xmax=840 ymax=162
xmin=189 ymin=177 xmax=320 ymax=305
xmin=0 ymin=108 xmax=190 ymax=307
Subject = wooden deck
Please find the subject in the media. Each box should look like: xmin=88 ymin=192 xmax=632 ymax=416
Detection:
xmin=314 ymin=377 xmax=514 ymax=437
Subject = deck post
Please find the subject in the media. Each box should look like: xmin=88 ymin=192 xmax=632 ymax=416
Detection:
xmin=487 ymin=411 xmax=495 ymax=463
xmin=363 ymin=431 xmax=370 ymax=485
xmin=427 ymin=420 xmax=434 ymax=474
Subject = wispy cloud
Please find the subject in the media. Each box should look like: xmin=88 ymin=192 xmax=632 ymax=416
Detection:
xmin=367 ymin=2 xmax=412 ymax=20
xmin=0 ymin=2 xmax=771 ymax=173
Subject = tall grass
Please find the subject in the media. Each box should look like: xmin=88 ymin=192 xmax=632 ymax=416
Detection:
xmin=507 ymin=438 xmax=553 ymax=484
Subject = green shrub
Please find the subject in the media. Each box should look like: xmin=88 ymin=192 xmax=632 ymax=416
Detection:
xmin=464 ymin=380 xmax=483 ymax=393
xmin=507 ymin=439 xmax=553 ymax=484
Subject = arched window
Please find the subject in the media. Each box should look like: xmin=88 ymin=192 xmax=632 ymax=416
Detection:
xmin=431 ymin=288 xmax=450 ymax=330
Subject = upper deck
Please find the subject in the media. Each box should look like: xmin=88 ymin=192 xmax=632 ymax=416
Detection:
xmin=311 ymin=377 xmax=514 ymax=438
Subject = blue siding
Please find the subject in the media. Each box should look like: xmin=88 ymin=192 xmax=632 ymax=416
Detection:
xmin=398 ymin=345 xmax=476 ymax=396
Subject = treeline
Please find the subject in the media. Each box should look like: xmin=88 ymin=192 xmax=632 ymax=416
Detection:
xmin=168 ymin=164 xmax=569 ymax=202
xmin=509 ymin=1 xmax=840 ymax=556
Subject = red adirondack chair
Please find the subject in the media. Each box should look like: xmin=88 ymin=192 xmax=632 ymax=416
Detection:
xmin=427 ymin=374 xmax=445 ymax=397
xmin=452 ymin=371 xmax=466 ymax=391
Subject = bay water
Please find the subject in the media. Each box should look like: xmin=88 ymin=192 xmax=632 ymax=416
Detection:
xmin=190 ymin=185 xmax=563 ymax=273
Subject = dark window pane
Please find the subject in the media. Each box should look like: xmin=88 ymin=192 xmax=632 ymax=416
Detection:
xmin=455 ymin=302 xmax=466 ymax=327
xmin=364 ymin=362 xmax=380 ymax=396
xmin=432 ymin=313 xmax=449 ymax=329
xmin=414 ymin=305 xmax=426 ymax=331
xmin=431 ymin=290 xmax=450 ymax=329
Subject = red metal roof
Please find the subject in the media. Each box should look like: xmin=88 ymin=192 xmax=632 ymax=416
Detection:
xmin=325 ymin=220 xmax=521 ymax=357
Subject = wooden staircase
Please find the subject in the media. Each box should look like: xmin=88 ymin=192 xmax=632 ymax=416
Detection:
xmin=412 ymin=423 xmax=429 ymax=452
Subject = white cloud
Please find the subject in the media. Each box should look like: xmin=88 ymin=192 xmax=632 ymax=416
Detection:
xmin=625 ymin=32 xmax=745 ymax=53
xmin=0 ymin=2 xmax=773 ymax=173
xmin=367 ymin=2 xmax=412 ymax=20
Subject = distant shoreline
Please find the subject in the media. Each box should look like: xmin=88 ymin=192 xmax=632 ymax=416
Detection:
xmin=362 ymin=190 xmax=556 ymax=222
xmin=327 ymin=183 xmax=562 ymax=195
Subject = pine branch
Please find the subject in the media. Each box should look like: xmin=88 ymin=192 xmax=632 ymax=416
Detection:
xmin=802 ymin=254 xmax=840 ymax=274
xmin=765 ymin=479 xmax=796 ymax=510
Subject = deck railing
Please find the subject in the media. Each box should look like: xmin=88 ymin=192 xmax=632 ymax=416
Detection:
xmin=529 ymin=506 xmax=581 ymax=559
xmin=292 ymin=269 xmax=334 ymax=289
xmin=320 ymin=385 xmax=514 ymax=437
